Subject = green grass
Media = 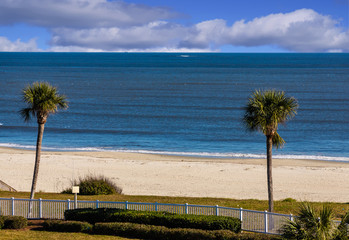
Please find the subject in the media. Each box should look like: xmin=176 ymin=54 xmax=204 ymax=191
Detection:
xmin=1 ymin=191 xmax=349 ymax=218
xmin=0 ymin=230 xmax=140 ymax=240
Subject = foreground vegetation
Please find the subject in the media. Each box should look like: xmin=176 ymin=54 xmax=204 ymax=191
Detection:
xmin=1 ymin=191 xmax=349 ymax=239
xmin=1 ymin=191 xmax=349 ymax=219
xmin=62 ymin=175 xmax=123 ymax=195
xmin=64 ymin=208 xmax=241 ymax=232
xmin=0 ymin=229 xmax=138 ymax=240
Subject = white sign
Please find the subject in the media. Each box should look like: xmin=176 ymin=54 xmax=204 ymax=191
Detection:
xmin=72 ymin=186 xmax=80 ymax=194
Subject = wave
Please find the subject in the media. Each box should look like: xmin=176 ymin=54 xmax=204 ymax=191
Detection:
xmin=0 ymin=142 xmax=348 ymax=162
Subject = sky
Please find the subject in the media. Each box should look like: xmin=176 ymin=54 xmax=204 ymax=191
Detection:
xmin=0 ymin=0 xmax=348 ymax=52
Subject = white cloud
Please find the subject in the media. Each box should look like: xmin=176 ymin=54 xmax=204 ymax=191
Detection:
xmin=181 ymin=9 xmax=349 ymax=52
xmin=0 ymin=0 xmax=176 ymax=28
xmin=50 ymin=21 xmax=188 ymax=50
xmin=49 ymin=45 xmax=212 ymax=53
xmin=0 ymin=37 xmax=39 ymax=51
xmin=1 ymin=2 xmax=349 ymax=52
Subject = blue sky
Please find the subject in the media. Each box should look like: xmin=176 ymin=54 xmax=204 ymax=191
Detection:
xmin=0 ymin=0 xmax=348 ymax=52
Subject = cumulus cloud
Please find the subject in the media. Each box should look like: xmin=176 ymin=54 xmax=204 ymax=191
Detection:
xmin=50 ymin=21 xmax=188 ymax=50
xmin=0 ymin=1 xmax=349 ymax=52
xmin=0 ymin=0 xmax=176 ymax=28
xmin=0 ymin=37 xmax=39 ymax=51
xmin=181 ymin=9 xmax=349 ymax=52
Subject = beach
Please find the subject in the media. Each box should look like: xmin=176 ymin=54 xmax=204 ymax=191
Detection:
xmin=1 ymin=147 xmax=348 ymax=202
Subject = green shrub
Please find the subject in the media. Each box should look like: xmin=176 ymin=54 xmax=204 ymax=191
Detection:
xmin=281 ymin=198 xmax=297 ymax=203
xmin=61 ymin=175 xmax=122 ymax=195
xmin=65 ymin=208 xmax=241 ymax=232
xmin=43 ymin=220 xmax=92 ymax=233
xmin=2 ymin=216 xmax=27 ymax=229
xmin=64 ymin=208 xmax=125 ymax=223
xmin=0 ymin=216 xmax=4 ymax=229
xmin=93 ymin=222 xmax=281 ymax=240
xmin=107 ymin=211 xmax=241 ymax=232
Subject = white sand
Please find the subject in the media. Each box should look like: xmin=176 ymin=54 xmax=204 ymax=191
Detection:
xmin=1 ymin=147 xmax=349 ymax=202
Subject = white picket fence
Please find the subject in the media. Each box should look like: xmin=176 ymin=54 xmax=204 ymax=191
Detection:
xmin=0 ymin=197 xmax=292 ymax=234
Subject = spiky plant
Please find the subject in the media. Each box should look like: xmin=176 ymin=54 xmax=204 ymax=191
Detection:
xmin=281 ymin=203 xmax=340 ymax=240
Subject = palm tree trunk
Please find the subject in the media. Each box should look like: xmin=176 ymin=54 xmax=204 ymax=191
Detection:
xmin=28 ymin=123 xmax=45 ymax=218
xmin=266 ymin=135 xmax=274 ymax=213
xmin=30 ymin=123 xmax=45 ymax=199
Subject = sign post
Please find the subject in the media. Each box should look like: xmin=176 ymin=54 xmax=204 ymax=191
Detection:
xmin=72 ymin=186 xmax=80 ymax=209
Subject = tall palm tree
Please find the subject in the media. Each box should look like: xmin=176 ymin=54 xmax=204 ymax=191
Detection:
xmin=20 ymin=82 xmax=68 ymax=200
xmin=243 ymin=90 xmax=298 ymax=212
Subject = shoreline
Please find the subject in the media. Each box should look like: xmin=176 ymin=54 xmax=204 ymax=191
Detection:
xmin=1 ymin=145 xmax=348 ymax=163
xmin=1 ymin=147 xmax=349 ymax=202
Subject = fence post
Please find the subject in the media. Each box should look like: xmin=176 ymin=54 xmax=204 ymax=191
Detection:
xmin=125 ymin=201 xmax=128 ymax=210
xmin=96 ymin=200 xmax=99 ymax=209
xmin=154 ymin=202 xmax=158 ymax=211
xmin=215 ymin=205 xmax=219 ymax=216
xmin=290 ymin=214 xmax=293 ymax=222
xmin=185 ymin=203 xmax=188 ymax=214
xmin=240 ymin=207 xmax=243 ymax=229
xmin=11 ymin=197 xmax=15 ymax=216
xmin=264 ymin=210 xmax=268 ymax=233
xmin=67 ymin=199 xmax=71 ymax=210
xmin=39 ymin=198 xmax=43 ymax=219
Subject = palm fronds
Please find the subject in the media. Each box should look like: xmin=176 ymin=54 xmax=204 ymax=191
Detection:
xmin=20 ymin=82 xmax=68 ymax=123
xmin=243 ymin=89 xmax=298 ymax=148
xmin=281 ymin=203 xmax=343 ymax=240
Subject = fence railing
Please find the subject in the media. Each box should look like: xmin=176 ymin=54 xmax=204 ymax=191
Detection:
xmin=0 ymin=197 xmax=292 ymax=234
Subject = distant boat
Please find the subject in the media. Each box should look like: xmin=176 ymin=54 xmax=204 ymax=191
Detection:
xmin=180 ymin=55 xmax=190 ymax=57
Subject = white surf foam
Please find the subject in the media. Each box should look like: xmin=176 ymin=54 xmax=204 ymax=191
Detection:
xmin=0 ymin=143 xmax=348 ymax=162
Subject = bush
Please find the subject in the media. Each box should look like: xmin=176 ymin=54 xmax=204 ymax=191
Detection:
xmin=0 ymin=216 xmax=4 ymax=229
xmin=2 ymin=216 xmax=27 ymax=229
xmin=93 ymin=222 xmax=281 ymax=240
xmin=43 ymin=220 xmax=92 ymax=233
xmin=281 ymin=198 xmax=297 ymax=203
xmin=61 ymin=175 xmax=122 ymax=195
xmin=65 ymin=208 xmax=241 ymax=232
xmin=64 ymin=208 xmax=125 ymax=224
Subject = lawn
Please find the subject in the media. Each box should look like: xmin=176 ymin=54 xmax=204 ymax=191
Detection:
xmin=0 ymin=230 xmax=139 ymax=240
xmin=0 ymin=220 xmax=140 ymax=240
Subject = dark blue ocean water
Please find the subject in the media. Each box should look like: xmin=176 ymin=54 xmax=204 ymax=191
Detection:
xmin=0 ymin=53 xmax=348 ymax=161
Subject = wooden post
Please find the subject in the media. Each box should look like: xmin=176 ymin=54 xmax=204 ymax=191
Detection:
xmin=39 ymin=198 xmax=43 ymax=218
xmin=215 ymin=205 xmax=219 ymax=216
xmin=11 ymin=197 xmax=15 ymax=216
xmin=264 ymin=210 xmax=268 ymax=233
xmin=240 ymin=208 xmax=243 ymax=229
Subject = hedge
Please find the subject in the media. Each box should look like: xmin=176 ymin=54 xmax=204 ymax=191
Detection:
xmin=43 ymin=220 xmax=92 ymax=233
xmin=93 ymin=222 xmax=281 ymax=240
xmin=0 ymin=216 xmax=4 ymax=229
xmin=65 ymin=208 xmax=241 ymax=232
xmin=0 ymin=216 xmax=27 ymax=229
xmin=64 ymin=208 xmax=125 ymax=224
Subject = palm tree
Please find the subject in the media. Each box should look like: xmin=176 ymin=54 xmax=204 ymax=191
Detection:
xmin=281 ymin=203 xmax=344 ymax=240
xmin=243 ymin=90 xmax=298 ymax=212
xmin=20 ymin=82 xmax=68 ymax=200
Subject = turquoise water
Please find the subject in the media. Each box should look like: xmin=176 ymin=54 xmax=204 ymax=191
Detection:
xmin=0 ymin=53 xmax=348 ymax=161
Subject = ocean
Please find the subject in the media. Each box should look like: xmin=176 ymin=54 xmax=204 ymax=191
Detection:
xmin=0 ymin=52 xmax=348 ymax=161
